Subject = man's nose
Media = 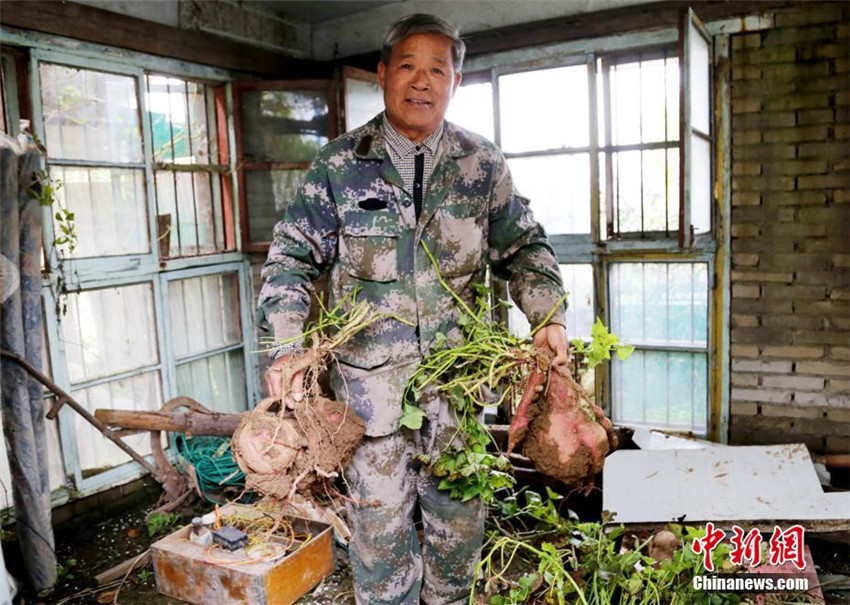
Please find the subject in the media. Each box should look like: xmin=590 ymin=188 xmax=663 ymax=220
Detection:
xmin=410 ymin=68 xmax=430 ymax=89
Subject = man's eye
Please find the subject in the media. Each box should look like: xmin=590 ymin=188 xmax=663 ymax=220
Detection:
xmin=399 ymin=63 xmax=413 ymax=70
xmin=432 ymin=68 xmax=444 ymax=75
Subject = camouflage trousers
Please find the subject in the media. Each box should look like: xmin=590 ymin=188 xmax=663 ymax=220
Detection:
xmin=344 ymin=392 xmax=486 ymax=605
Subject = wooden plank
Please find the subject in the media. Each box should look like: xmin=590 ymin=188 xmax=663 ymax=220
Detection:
xmin=95 ymin=550 xmax=151 ymax=586
xmin=94 ymin=408 xmax=243 ymax=436
xmin=0 ymin=1 xmax=328 ymax=78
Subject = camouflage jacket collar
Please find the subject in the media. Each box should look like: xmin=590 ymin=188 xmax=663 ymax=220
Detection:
xmin=353 ymin=113 xmax=477 ymax=161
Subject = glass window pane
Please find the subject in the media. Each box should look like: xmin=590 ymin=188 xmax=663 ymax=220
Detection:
xmin=610 ymin=58 xmax=680 ymax=146
xmin=61 ymin=283 xmax=158 ymax=384
xmin=40 ymin=64 xmax=142 ymax=163
xmin=499 ymin=65 xmax=588 ymax=152
xmin=560 ymin=264 xmax=594 ymax=340
xmin=241 ymin=90 xmax=329 ymax=163
xmin=508 ymin=264 xmax=594 ymax=340
xmin=692 ymin=135 xmax=711 ymax=234
xmin=145 ymin=75 xmax=212 ymax=165
xmin=176 ymin=350 xmax=247 ymax=413
xmin=446 ymin=81 xmax=494 ymax=142
xmin=73 ymin=372 xmax=162 ymax=472
xmin=50 ymin=166 xmax=148 ymax=258
xmin=689 ymin=27 xmax=710 ymax=135
xmin=666 ymin=149 xmax=680 ymax=233
xmin=642 ymin=148 xmax=673 ymax=232
xmin=612 ymin=150 xmax=642 ymax=232
xmin=170 ymin=272 xmax=241 ymax=360
xmin=609 ymin=262 xmax=708 ymax=347
xmin=640 ymin=59 xmax=668 ymax=144
xmin=154 ymin=170 xmax=220 ymax=258
xmin=612 ymin=350 xmax=707 ymax=432
xmin=610 ymin=62 xmax=641 ymax=146
xmin=344 ymin=76 xmax=384 ymax=132
xmin=666 ymin=59 xmax=680 ymax=141
xmin=246 ymin=169 xmax=308 ymax=243
xmin=608 ymin=149 xmax=679 ymax=235
xmin=154 ymin=171 xmax=179 ymax=257
xmin=509 ymin=154 xmax=590 ymax=234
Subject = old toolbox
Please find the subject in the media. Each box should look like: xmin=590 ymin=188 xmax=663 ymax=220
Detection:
xmin=151 ymin=505 xmax=334 ymax=605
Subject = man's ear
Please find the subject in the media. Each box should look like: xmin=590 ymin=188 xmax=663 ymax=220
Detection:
xmin=452 ymin=71 xmax=462 ymax=95
xmin=377 ymin=62 xmax=387 ymax=91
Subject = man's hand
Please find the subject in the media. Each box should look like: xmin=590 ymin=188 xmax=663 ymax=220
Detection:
xmin=533 ymin=323 xmax=570 ymax=366
xmin=264 ymin=355 xmax=304 ymax=401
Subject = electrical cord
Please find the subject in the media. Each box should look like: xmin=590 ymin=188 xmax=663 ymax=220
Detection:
xmin=170 ymin=434 xmax=245 ymax=504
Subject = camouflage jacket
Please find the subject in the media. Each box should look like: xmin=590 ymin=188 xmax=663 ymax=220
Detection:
xmin=258 ymin=114 xmax=566 ymax=436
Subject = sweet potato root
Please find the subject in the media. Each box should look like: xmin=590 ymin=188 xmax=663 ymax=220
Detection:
xmin=232 ymin=394 xmax=365 ymax=500
xmin=507 ymin=350 xmax=617 ymax=485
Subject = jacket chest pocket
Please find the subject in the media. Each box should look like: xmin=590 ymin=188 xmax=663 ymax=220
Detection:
xmin=342 ymin=211 xmax=400 ymax=282
xmin=434 ymin=202 xmax=486 ymax=277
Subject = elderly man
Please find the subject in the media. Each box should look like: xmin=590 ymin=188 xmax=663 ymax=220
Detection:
xmin=258 ymin=13 xmax=568 ymax=605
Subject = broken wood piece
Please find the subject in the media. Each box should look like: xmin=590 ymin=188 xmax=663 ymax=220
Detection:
xmin=94 ymin=550 xmax=151 ymax=586
xmin=94 ymin=407 xmax=243 ymax=436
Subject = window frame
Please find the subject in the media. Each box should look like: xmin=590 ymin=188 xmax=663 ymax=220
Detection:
xmin=232 ymin=79 xmax=338 ymax=252
xmin=461 ymin=19 xmax=721 ymax=437
xmin=21 ymin=44 xmax=259 ymax=495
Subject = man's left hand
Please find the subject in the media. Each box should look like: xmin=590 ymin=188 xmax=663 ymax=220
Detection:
xmin=533 ymin=323 xmax=570 ymax=366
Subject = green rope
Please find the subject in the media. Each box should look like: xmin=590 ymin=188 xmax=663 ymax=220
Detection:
xmin=170 ymin=434 xmax=245 ymax=504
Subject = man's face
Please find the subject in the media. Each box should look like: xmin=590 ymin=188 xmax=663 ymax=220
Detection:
xmin=377 ymin=33 xmax=462 ymax=143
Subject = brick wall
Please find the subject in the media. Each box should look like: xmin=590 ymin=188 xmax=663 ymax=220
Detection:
xmin=729 ymin=2 xmax=850 ymax=453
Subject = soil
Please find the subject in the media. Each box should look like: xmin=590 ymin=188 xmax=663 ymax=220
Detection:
xmin=3 ymin=484 xmax=847 ymax=604
xmin=517 ymin=363 xmax=612 ymax=486
xmin=4 ymin=488 xmax=356 ymax=605
xmin=232 ymin=394 xmax=365 ymax=501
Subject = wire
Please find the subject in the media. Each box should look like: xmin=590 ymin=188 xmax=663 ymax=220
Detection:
xmin=170 ymin=434 xmax=245 ymax=504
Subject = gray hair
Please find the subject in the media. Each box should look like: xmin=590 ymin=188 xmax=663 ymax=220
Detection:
xmin=380 ymin=13 xmax=466 ymax=72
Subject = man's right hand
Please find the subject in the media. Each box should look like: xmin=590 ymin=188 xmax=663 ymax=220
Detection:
xmin=264 ymin=355 xmax=305 ymax=401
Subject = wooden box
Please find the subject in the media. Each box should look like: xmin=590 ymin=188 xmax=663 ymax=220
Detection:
xmin=152 ymin=507 xmax=334 ymax=605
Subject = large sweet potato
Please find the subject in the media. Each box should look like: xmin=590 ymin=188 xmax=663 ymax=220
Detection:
xmin=507 ymin=351 xmax=616 ymax=485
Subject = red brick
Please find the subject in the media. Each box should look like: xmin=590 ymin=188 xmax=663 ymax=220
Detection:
xmin=764 ymin=94 xmax=831 ymax=112
xmin=733 ymin=161 xmax=762 ymax=176
xmin=763 ymin=25 xmax=839 ymax=47
xmin=798 ymin=142 xmax=848 ymax=159
xmin=763 ymin=191 xmax=826 ymax=206
xmin=763 ymin=62 xmax=830 ymax=81
xmin=763 ymin=160 xmax=828 ymax=175
xmin=798 ymin=108 xmax=836 ymax=125
xmin=733 ymin=64 xmax=762 ymax=80
xmin=735 ymin=144 xmax=797 ymax=161
xmin=732 ymin=98 xmax=763 ymax=115
xmin=762 ymin=125 xmax=828 ymax=143
xmin=798 ymin=173 xmax=849 ymax=189
xmin=734 ymin=112 xmax=797 ymax=130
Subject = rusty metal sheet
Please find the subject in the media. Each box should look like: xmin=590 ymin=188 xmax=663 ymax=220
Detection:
xmin=152 ymin=511 xmax=333 ymax=605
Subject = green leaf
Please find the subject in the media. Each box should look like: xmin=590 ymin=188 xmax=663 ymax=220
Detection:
xmin=399 ymin=403 xmax=425 ymax=429
xmin=616 ymin=344 xmax=635 ymax=360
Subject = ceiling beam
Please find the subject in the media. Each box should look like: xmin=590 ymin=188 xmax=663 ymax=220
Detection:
xmin=339 ymin=0 xmax=806 ymax=73
xmin=0 ymin=0 xmax=328 ymax=78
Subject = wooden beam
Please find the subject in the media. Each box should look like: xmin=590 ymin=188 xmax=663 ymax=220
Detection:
xmin=94 ymin=408 xmax=242 ymax=436
xmin=0 ymin=0 xmax=328 ymax=78
xmin=339 ymin=0 xmax=805 ymax=71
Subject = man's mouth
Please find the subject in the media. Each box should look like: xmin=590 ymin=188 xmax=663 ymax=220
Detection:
xmin=406 ymin=99 xmax=432 ymax=106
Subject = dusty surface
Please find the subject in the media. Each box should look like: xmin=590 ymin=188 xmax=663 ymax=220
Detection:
xmin=233 ymin=395 xmax=365 ymax=501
